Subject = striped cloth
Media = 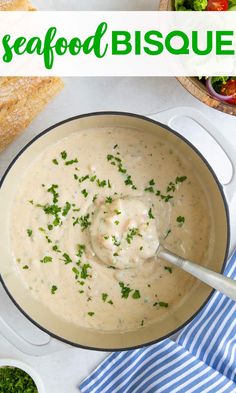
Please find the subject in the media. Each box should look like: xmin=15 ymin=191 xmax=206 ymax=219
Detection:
xmin=80 ymin=252 xmax=236 ymax=393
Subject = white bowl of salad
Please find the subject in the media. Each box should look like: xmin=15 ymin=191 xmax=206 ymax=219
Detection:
xmin=160 ymin=0 xmax=236 ymax=116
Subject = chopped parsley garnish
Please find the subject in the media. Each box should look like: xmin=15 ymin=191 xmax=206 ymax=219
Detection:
xmin=52 ymin=158 xmax=58 ymax=165
xmin=52 ymin=244 xmax=61 ymax=253
xmin=144 ymin=186 xmax=154 ymax=193
xmin=176 ymin=216 xmax=185 ymax=225
xmin=81 ymin=263 xmax=91 ymax=279
xmin=61 ymin=253 xmax=72 ymax=264
xmin=62 ymin=202 xmax=71 ymax=216
xmin=132 ymin=290 xmax=141 ymax=299
xmin=119 ymin=282 xmax=132 ymax=299
xmin=148 ymin=208 xmax=155 ymax=219
xmin=105 ymin=196 xmax=113 ymax=204
xmin=78 ymin=214 xmax=91 ymax=231
xmin=176 ymin=176 xmax=187 ymax=184
xmin=88 ymin=312 xmax=95 ymax=316
xmin=0 ymin=366 xmax=38 ymax=393
xmin=27 ymin=229 xmax=33 ymax=237
xmin=119 ymin=282 xmax=141 ymax=300
xmin=141 ymin=320 xmax=144 ymax=326
xmin=114 ymin=220 xmax=120 ymax=226
xmin=126 ymin=228 xmax=140 ymax=244
xmin=113 ymin=144 xmax=118 ymax=149
xmin=107 ymin=153 xmax=137 ymax=190
xmin=114 ymin=209 xmax=121 ymax=215
xmin=47 ymin=184 xmax=59 ymax=204
xmin=153 ymin=301 xmax=169 ymax=308
xmin=166 ymin=181 xmax=176 ymax=193
xmin=164 ymin=266 xmax=172 ymax=273
xmin=48 ymin=224 xmax=53 ymax=231
xmin=102 ymin=293 xmax=108 ymax=302
xmin=81 ymin=189 xmax=88 ymax=198
xmin=93 ymin=194 xmax=98 ymax=202
xmin=79 ymin=175 xmax=89 ymax=183
xmin=23 ymin=265 xmax=29 ymax=269
xmin=40 ymin=256 xmax=52 ymax=263
xmin=61 ymin=151 xmax=67 ymax=160
xmin=77 ymin=244 xmax=86 ymax=258
xmin=112 ymin=235 xmax=121 ymax=246
xmin=97 ymin=179 xmax=107 ymax=188
xmin=65 ymin=158 xmax=78 ymax=166
xmin=149 ymin=179 xmax=155 ymax=186
xmin=51 ymin=285 xmax=58 ymax=294
xmin=104 ymin=235 xmax=109 ymax=240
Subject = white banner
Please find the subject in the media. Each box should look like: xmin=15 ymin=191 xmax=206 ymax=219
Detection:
xmin=0 ymin=11 xmax=236 ymax=76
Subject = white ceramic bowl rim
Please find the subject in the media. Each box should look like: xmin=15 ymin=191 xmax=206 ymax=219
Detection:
xmin=0 ymin=359 xmax=45 ymax=393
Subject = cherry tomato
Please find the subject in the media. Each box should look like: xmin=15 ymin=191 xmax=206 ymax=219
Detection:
xmin=207 ymin=0 xmax=228 ymax=10
xmin=220 ymin=80 xmax=236 ymax=104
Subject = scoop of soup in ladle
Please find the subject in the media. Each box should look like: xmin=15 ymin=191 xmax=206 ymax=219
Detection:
xmin=90 ymin=198 xmax=159 ymax=269
xmin=90 ymin=197 xmax=236 ymax=301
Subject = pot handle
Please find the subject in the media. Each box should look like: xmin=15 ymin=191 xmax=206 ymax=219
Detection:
xmin=0 ymin=314 xmax=68 ymax=357
xmin=148 ymin=106 xmax=236 ymax=203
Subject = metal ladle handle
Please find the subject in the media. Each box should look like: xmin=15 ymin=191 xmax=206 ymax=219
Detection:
xmin=158 ymin=246 xmax=236 ymax=302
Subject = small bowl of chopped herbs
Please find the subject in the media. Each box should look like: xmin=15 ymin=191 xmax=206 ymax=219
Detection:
xmin=0 ymin=359 xmax=44 ymax=393
xmin=159 ymin=0 xmax=236 ymax=116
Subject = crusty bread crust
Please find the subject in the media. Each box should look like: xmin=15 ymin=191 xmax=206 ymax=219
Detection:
xmin=0 ymin=77 xmax=64 ymax=151
xmin=0 ymin=1 xmax=64 ymax=151
xmin=0 ymin=0 xmax=36 ymax=10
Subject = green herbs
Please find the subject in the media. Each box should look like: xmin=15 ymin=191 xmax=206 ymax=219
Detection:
xmin=61 ymin=253 xmax=72 ymax=264
xmin=0 ymin=367 xmax=38 ymax=393
xmin=105 ymin=196 xmax=113 ymax=204
xmin=145 ymin=175 xmax=187 ymax=203
xmin=148 ymin=208 xmax=155 ymax=219
xmin=27 ymin=229 xmax=33 ymax=238
xmin=81 ymin=263 xmax=91 ymax=279
xmin=52 ymin=150 xmax=78 ymax=166
xmin=112 ymin=235 xmax=121 ymax=247
xmin=126 ymin=228 xmax=140 ymax=244
xmin=102 ymin=293 xmax=113 ymax=305
xmin=62 ymin=202 xmax=71 ymax=216
xmin=119 ymin=282 xmax=141 ymax=300
xmin=65 ymin=158 xmax=78 ymax=166
xmin=88 ymin=312 xmax=95 ymax=316
xmin=47 ymin=184 xmax=59 ymax=204
xmin=61 ymin=151 xmax=67 ymax=160
xmin=107 ymin=152 xmax=137 ymax=190
xmin=40 ymin=256 xmax=52 ymax=263
xmin=102 ymin=293 xmax=108 ymax=302
xmin=164 ymin=266 xmax=173 ymax=273
xmin=119 ymin=282 xmax=132 ymax=299
xmin=132 ymin=290 xmax=141 ymax=299
xmin=23 ymin=265 xmax=29 ymax=270
xmin=51 ymin=285 xmax=58 ymax=294
xmin=153 ymin=301 xmax=169 ymax=308
xmin=176 ymin=216 xmax=185 ymax=226
xmin=77 ymin=244 xmax=86 ymax=258
xmin=97 ymin=179 xmax=107 ymax=188
xmin=81 ymin=189 xmax=88 ymax=198
xmin=73 ymin=214 xmax=91 ymax=231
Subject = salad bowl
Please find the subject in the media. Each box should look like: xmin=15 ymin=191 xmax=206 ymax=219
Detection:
xmin=159 ymin=0 xmax=236 ymax=116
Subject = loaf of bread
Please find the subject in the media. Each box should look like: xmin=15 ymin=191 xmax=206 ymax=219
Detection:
xmin=0 ymin=0 xmax=36 ymax=11
xmin=0 ymin=1 xmax=64 ymax=151
xmin=0 ymin=77 xmax=64 ymax=151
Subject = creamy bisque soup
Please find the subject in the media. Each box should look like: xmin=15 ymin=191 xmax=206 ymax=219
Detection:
xmin=10 ymin=127 xmax=213 ymax=331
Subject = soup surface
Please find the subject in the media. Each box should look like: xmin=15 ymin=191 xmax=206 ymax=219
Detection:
xmin=10 ymin=127 xmax=213 ymax=331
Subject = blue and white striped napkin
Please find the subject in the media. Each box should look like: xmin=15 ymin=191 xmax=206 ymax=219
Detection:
xmin=80 ymin=252 xmax=236 ymax=393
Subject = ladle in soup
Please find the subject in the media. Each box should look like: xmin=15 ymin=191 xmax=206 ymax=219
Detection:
xmin=90 ymin=197 xmax=236 ymax=301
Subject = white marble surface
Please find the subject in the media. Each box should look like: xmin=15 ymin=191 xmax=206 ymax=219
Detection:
xmin=0 ymin=1 xmax=236 ymax=393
